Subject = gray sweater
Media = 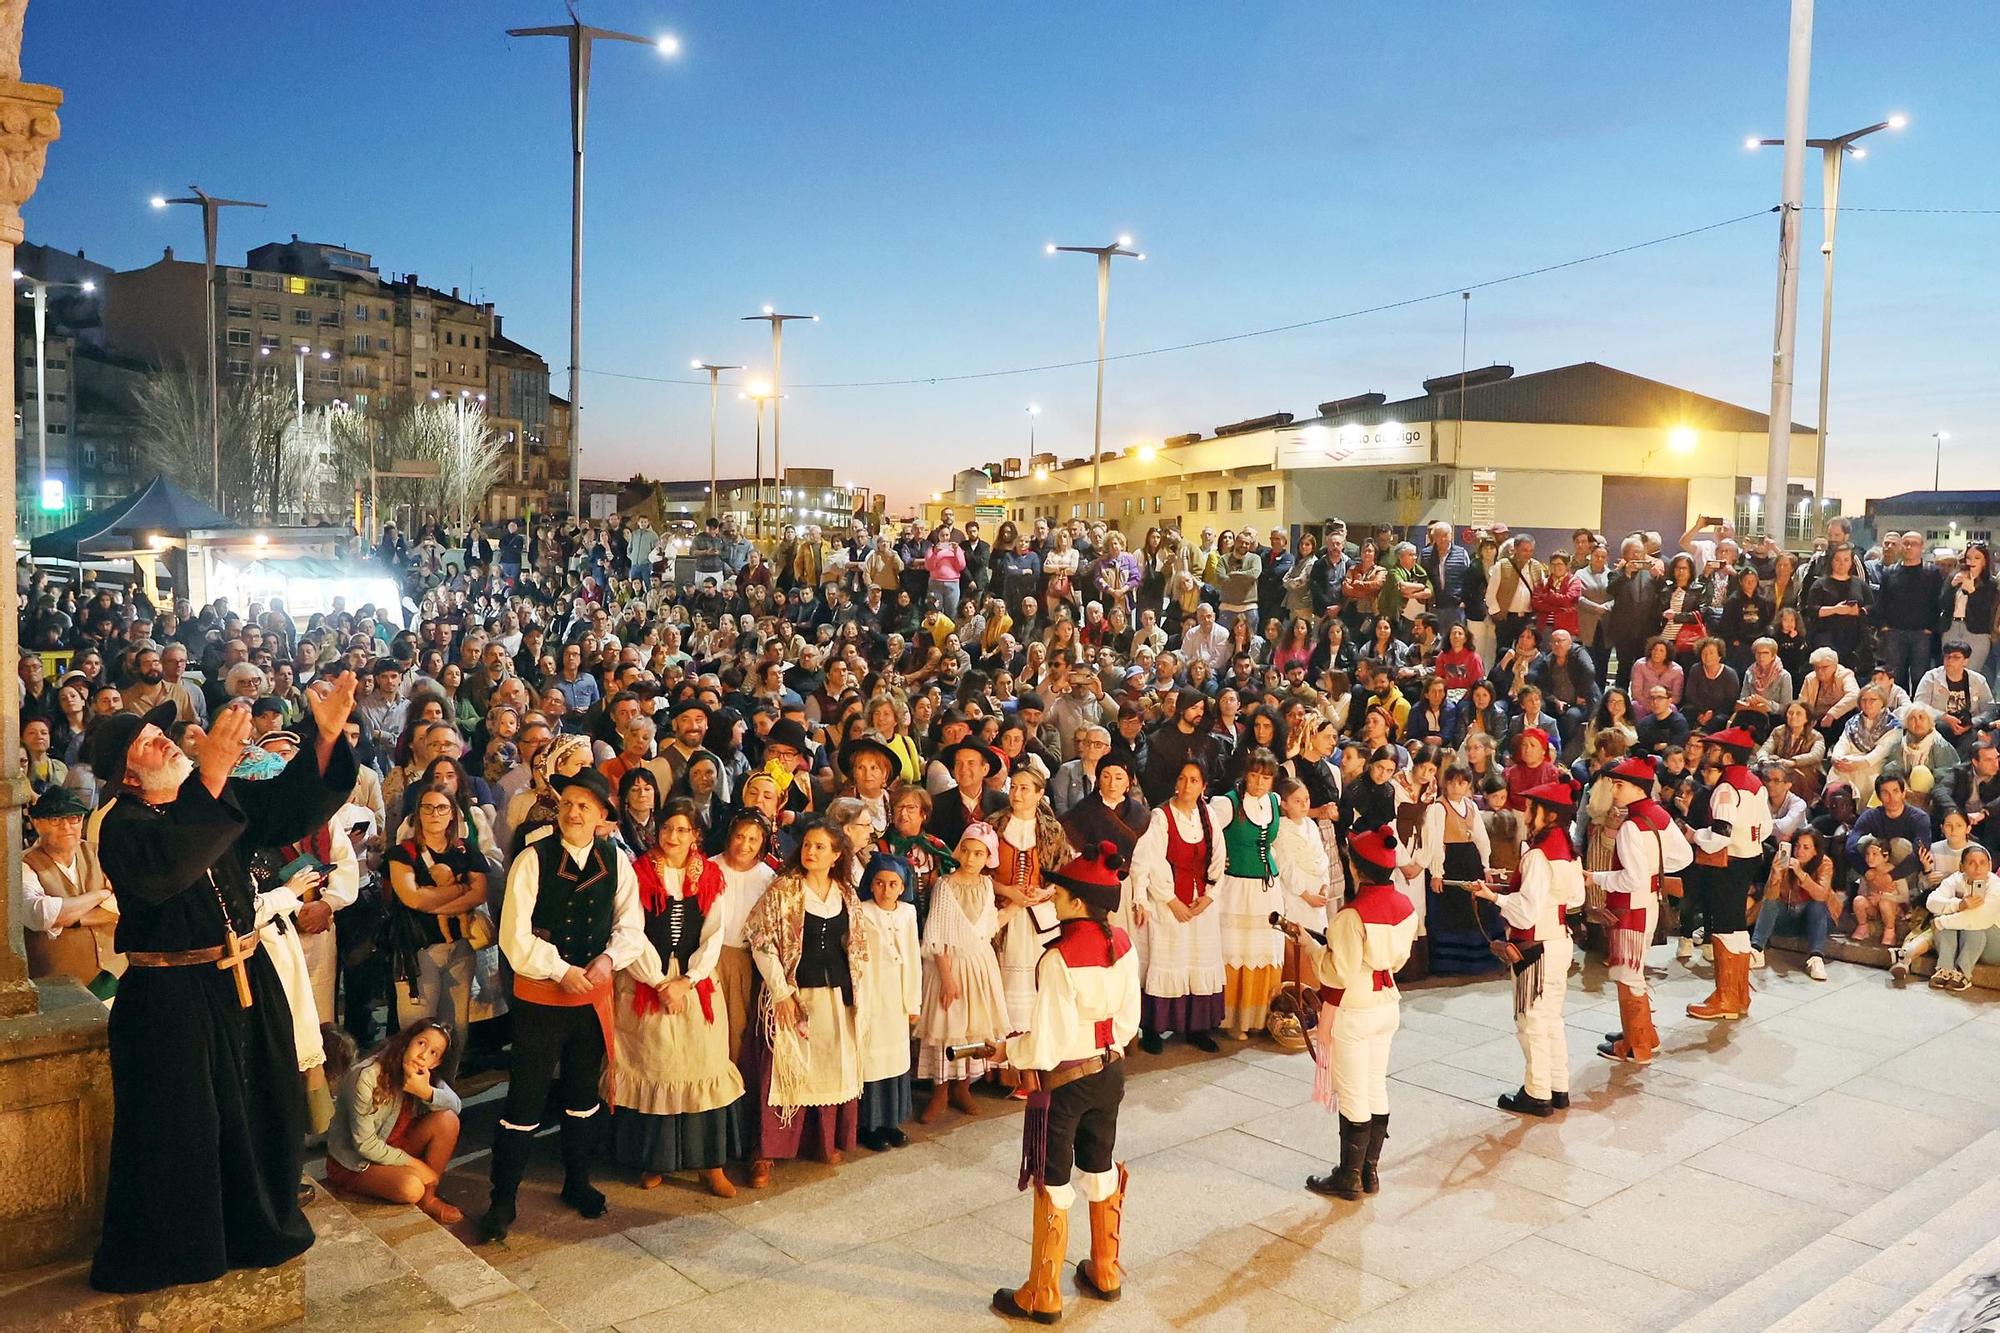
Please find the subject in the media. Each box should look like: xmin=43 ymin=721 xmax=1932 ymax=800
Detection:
xmin=326 ymin=1057 xmax=461 ymax=1172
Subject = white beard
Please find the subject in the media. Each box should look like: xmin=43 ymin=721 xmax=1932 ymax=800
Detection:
xmin=131 ymin=748 xmax=195 ymax=795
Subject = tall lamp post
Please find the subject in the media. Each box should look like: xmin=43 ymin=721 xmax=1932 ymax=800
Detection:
xmin=1046 ymin=237 xmax=1144 ymax=520
xmin=12 ymin=269 xmax=94 ymax=504
xmin=507 ymin=9 xmax=678 ymax=517
xmin=1027 ymin=402 xmax=1040 ymax=456
xmin=740 ymin=381 xmax=777 ymax=539
xmin=259 ymin=342 xmax=331 ymax=519
xmin=1933 ymin=430 xmax=1949 ymax=491
xmin=741 ymin=307 xmax=815 ymax=532
xmin=692 ymin=359 xmax=743 ymax=523
xmin=1748 ymin=113 xmax=1904 ymax=527
xmin=152 ymin=186 xmax=266 ymax=510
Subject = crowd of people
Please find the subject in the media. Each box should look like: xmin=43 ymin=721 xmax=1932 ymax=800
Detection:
xmin=23 ymin=500 xmax=2000 ymax=1319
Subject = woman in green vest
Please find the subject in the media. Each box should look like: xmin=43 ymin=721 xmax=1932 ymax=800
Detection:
xmin=1210 ymin=746 xmax=1289 ymax=1038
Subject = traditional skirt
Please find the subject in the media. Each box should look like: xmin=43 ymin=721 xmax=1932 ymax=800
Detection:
xmin=1428 ymin=841 xmax=1504 ymax=977
xmin=610 ymin=972 xmax=746 ymax=1174
xmin=738 ymin=985 xmax=860 ymax=1161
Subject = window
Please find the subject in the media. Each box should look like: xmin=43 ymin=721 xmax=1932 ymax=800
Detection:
xmin=319 ymin=368 xmax=339 ymax=384
xmin=285 ymin=276 xmax=307 ymax=295
xmin=292 ymin=309 xmax=312 ymax=326
xmin=225 ymin=357 xmax=250 ymax=375
xmin=260 ymin=303 xmax=279 ymax=322
xmin=1256 ymin=485 xmax=1276 ymax=509
xmin=225 ymin=328 xmax=251 ymax=346
xmin=1228 ymin=489 xmax=1243 ymax=512
xmin=1186 ymin=492 xmax=1199 ymax=512
xmin=226 ymin=301 xmax=252 ymax=319
xmin=473 ymin=336 xmax=482 ymax=349
xmin=1385 ymin=477 xmax=1401 ymax=500
xmin=354 ymin=393 xmax=370 ymax=409
xmin=377 ymin=306 xmax=389 ymax=321
xmin=354 ymin=303 xmax=369 ymax=320
xmin=260 ymin=333 xmax=280 ymax=349
xmin=311 ymin=281 xmax=339 ymax=298
xmin=255 ymin=273 xmax=279 ymax=290
xmin=1430 ymin=473 xmax=1449 ymax=500
xmin=352 ymin=334 xmax=369 ymax=354
xmin=376 ymin=336 xmax=390 ymax=351
xmin=233 ymin=270 xmax=254 ymax=286
xmin=1153 ymin=495 xmax=1162 ymax=513
xmin=1071 ymin=504 xmax=1081 ymax=520
xmin=1123 ymin=499 xmax=1133 ymax=517
xmin=1207 ymin=491 xmax=1218 ymax=512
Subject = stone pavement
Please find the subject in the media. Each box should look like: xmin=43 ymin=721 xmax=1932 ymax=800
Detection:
xmin=298 ymin=948 xmax=2000 ymax=1332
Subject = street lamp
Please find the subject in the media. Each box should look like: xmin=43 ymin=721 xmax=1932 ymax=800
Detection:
xmin=1027 ymin=403 xmax=1040 ymax=455
xmin=692 ymin=359 xmax=743 ymax=523
xmin=741 ymin=308 xmax=815 ymax=526
xmin=1046 ymin=236 xmax=1144 ymax=519
xmin=152 ymin=185 xmax=267 ymax=508
xmin=1748 ymin=113 xmax=1905 ymax=524
xmin=12 ymin=270 xmax=94 ymax=501
xmin=507 ymin=6 xmax=679 ymax=516
xmin=1934 ymin=430 xmax=1949 ymax=491
xmin=740 ymin=381 xmax=777 ymax=539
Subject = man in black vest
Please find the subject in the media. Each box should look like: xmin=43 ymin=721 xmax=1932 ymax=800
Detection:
xmin=482 ymin=769 xmax=643 ymax=1242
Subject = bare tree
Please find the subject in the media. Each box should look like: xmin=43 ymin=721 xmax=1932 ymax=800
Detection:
xmin=133 ymin=368 xmax=304 ymax=520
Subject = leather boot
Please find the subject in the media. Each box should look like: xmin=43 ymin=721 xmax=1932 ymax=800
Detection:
xmin=1306 ymin=1117 xmax=1370 ymax=1199
xmin=1362 ymin=1114 xmax=1389 ymax=1195
xmin=1631 ymin=989 xmax=1661 ymax=1060
xmin=1075 ymin=1163 xmax=1127 ymax=1301
xmin=478 ymin=1125 xmax=535 ymax=1243
xmin=1727 ymin=942 xmax=1754 ymax=1016
xmin=1596 ymin=986 xmax=1648 ymax=1063
xmin=949 ymin=1079 xmax=980 ymax=1116
xmin=558 ymin=1110 xmax=609 ymax=1219
xmin=1688 ymin=945 xmax=1746 ymax=1020
xmin=992 ymin=1186 xmax=1067 ymax=1324
xmin=917 ymin=1081 xmax=950 ymax=1125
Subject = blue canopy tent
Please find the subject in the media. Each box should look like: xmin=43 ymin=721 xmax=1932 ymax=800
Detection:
xmin=28 ymin=475 xmax=235 ymax=563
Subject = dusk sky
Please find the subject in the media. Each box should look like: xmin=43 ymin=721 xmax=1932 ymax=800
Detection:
xmin=22 ymin=2 xmax=1995 ymax=509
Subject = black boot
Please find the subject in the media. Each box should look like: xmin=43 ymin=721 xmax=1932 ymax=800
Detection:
xmin=1306 ymin=1117 xmax=1369 ymax=1199
xmin=1497 ymin=1087 xmax=1554 ymax=1118
xmin=479 ymin=1126 xmax=535 ymax=1243
xmin=1362 ymin=1114 xmax=1389 ymax=1195
xmin=1549 ymin=1091 xmax=1570 ymax=1110
xmin=1140 ymin=1029 xmax=1164 ymax=1055
xmin=1186 ymin=1030 xmax=1218 ymax=1053
xmin=558 ymin=1109 xmax=608 ymax=1219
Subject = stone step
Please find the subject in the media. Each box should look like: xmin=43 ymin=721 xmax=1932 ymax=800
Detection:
xmin=1672 ymin=1125 xmax=2000 ymax=1332
xmin=1763 ymin=933 xmax=2000 ymax=991
xmin=1874 ymin=1231 xmax=2000 ymax=1331
xmin=0 ymin=1255 xmax=303 ymax=1332
xmin=305 ymin=1186 xmax=564 ymax=1331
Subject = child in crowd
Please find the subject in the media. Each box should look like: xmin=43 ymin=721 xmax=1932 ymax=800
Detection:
xmin=855 ymin=852 xmax=921 ymax=1151
xmin=916 ymin=824 xmax=1010 ymax=1122
xmin=1850 ymin=835 xmax=1912 ymax=948
xmin=324 ymin=1018 xmax=464 ymax=1224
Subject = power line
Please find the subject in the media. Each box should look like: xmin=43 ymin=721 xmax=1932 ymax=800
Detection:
xmin=588 ymin=206 xmax=1780 ymax=392
xmin=1801 ymin=205 xmax=2000 ymax=214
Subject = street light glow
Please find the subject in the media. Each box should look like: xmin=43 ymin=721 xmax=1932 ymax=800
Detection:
xmin=1034 ymin=467 xmax=1050 ymax=481
xmin=149 ymin=195 xmax=167 ymax=209
xmin=1888 ymin=113 xmax=1908 ymax=129
xmin=1116 ymin=235 xmax=1132 ymax=248
xmin=1744 ymin=136 xmax=1760 ymax=150
xmin=80 ymin=281 xmax=95 ymax=293
xmin=1135 ymin=444 xmax=1159 ymax=462
xmin=7 ymin=268 xmax=18 ymax=280
xmin=1669 ymin=426 xmax=1698 ymax=453
xmin=1044 ymin=243 xmax=1057 ymax=255
xmin=656 ymin=34 xmax=680 ymax=56
xmin=1852 ymin=148 xmax=1867 ymax=159
xmin=762 ymin=304 xmax=774 ymax=315
xmin=1028 ymin=404 xmax=1040 ymax=416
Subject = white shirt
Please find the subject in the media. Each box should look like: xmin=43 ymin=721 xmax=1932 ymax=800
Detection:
xmin=715 ymin=859 xmax=776 ymax=949
xmin=499 ymin=833 xmax=646 ymax=982
xmin=1180 ymin=621 xmax=1231 ymax=672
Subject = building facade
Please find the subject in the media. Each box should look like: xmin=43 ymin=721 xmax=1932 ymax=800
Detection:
xmin=936 ymin=362 xmax=1821 ymax=550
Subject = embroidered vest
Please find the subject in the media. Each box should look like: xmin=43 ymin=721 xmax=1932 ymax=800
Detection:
xmin=1222 ymin=792 xmax=1280 ymax=879
xmin=530 ymin=835 xmax=619 ymax=967
xmin=1163 ymin=804 xmax=1214 ymax=906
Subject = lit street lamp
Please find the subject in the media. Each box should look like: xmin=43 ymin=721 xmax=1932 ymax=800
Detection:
xmin=12 ymin=270 xmax=95 ymax=504
xmin=741 ymin=307 xmax=816 ymax=530
xmin=507 ymin=8 xmax=679 ymax=517
xmin=1046 ymin=237 xmax=1144 ymax=520
xmin=692 ymin=359 xmax=743 ymax=523
xmin=1748 ymin=113 xmax=1905 ymax=524
xmin=740 ymin=381 xmax=778 ymax=539
xmin=152 ymin=185 xmax=267 ymax=508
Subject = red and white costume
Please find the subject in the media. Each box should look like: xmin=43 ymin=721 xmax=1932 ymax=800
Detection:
xmin=1494 ymin=826 xmax=1585 ymax=1101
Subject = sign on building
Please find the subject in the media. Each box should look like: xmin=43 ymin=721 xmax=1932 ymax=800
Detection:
xmin=1470 ymin=469 xmax=1498 ymax=525
xmin=588 ymin=492 xmax=618 ymax=520
xmin=1274 ymin=423 xmax=1428 ymax=471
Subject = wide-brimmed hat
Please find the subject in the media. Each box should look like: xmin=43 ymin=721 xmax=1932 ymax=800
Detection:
xmin=837 ymin=734 xmax=900 ymax=778
xmin=553 ymin=767 xmax=615 ymax=816
xmin=937 ymin=739 xmax=1003 ymax=782
xmin=85 ymin=702 xmax=179 ymax=793
xmin=29 ymin=786 xmax=91 ymax=820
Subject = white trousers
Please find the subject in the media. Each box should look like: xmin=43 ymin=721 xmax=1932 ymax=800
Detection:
xmin=1515 ymin=935 xmax=1572 ymax=1099
xmin=1331 ymin=1000 xmax=1399 ymax=1119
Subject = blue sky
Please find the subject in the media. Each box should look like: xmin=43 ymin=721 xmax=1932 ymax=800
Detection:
xmin=23 ymin=1 xmax=1996 ymax=508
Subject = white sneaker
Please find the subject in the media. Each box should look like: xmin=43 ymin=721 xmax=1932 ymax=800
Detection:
xmin=1950 ymin=970 xmax=1976 ymax=993
xmin=1750 ymin=948 xmax=1767 ymax=969
xmin=1677 ymin=938 xmax=1695 ymax=963
xmin=1702 ymin=943 xmax=1714 ymax=964
xmin=1889 ymin=951 xmax=1910 ymax=981
xmin=1806 ymin=956 xmax=1827 ymax=981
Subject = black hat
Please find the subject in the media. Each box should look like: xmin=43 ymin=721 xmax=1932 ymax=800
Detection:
xmin=667 ymin=698 xmax=711 ymax=722
xmin=838 ymin=734 xmax=900 ymax=778
xmin=764 ymin=718 xmax=812 ymax=755
xmin=937 ymin=739 xmax=1002 ymax=782
xmin=86 ymin=702 xmax=179 ymax=794
xmin=1092 ymin=751 xmax=1137 ymax=785
xmin=1017 ymin=692 xmax=1048 ymax=714
xmin=29 ymin=786 xmax=90 ymax=820
xmin=552 ymin=767 xmax=616 ymax=816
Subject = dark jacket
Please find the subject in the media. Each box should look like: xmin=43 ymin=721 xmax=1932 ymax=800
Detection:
xmin=1605 ymin=566 xmax=1665 ymax=644
xmin=1877 ymin=561 xmax=1944 ymax=634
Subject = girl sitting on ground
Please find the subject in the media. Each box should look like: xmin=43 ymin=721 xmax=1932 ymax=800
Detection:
xmin=324 ymin=1018 xmax=464 ymax=1224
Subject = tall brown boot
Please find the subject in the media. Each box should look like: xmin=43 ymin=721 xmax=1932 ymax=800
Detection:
xmin=1629 ymin=988 xmax=1660 ymax=1062
xmin=949 ymin=1079 xmax=980 ymax=1116
xmin=1725 ymin=942 xmax=1754 ymax=1017
xmin=917 ymin=1081 xmax=950 ymax=1125
xmin=1688 ymin=945 xmax=1747 ymax=1020
xmin=1596 ymin=986 xmax=1651 ymax=1064
xmin=1076 ymin=1163 xmax=1128 ymax=1301
xmin=993 ymin=1187 xmax=1067 ymax=1323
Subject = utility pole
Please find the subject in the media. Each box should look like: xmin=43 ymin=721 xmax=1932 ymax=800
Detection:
xmin=153 ymin=186 xmax=265 ymax=510
xmin=692 ymin=359 xmax=742 ymax=522
xmin=1761 ymin=0 xmax=1814 ymax=542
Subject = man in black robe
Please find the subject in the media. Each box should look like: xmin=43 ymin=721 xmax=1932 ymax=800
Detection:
xmin=86 ymin=676 xmax=358 ymax=1294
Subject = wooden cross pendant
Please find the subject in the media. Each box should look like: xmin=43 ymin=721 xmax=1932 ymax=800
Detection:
xmin=216 ymin=932 xmax=254 ymax=1009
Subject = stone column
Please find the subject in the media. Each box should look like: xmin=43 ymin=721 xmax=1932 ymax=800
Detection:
xmin=0 ymin=3 xmax=116 ymax=1277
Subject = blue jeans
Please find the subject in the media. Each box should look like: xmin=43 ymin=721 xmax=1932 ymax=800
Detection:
xmin=1752 ymin=897 xmax=1831 ymax=958
xmin=1934 ymin=924 xmax=2000 ymax=974
xmin=931 ymin=580 xmax=961 ymax=618
xmin=1882 ymin=627 xmax=1933 ymax=696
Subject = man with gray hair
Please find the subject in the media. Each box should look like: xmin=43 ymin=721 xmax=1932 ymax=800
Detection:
xmin=1419 ymin=520 xmax=1471 ymax=631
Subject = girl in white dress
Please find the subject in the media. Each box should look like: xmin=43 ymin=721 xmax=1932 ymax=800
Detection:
xmin=713 ymin=809 xmax=776 ymax=1066
xmin=915 ymin=824 xmax=1011 ymax=1122
xmin=1274 ymin=775 xmax=1332 ymax=961
xmin=854 ymin=852 xmax=921 ymax=1152
xmin=992 ymin=762 xmax=1067 ymax=1036
xmin=1211 ymin=747 xmax=1286 ymax=1037
xmin=1130 ymin=759 xmax=1226 ymax=1053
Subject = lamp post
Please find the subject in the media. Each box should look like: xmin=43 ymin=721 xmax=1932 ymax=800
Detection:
xmin=1046 ymin=237 xmax=1144 ymax=520
xmin=741 ymin=382 xmax=776 ymax=539
xmin=151 ymin=186 xmax=267 ymax=510
xmin=741 ymin=308 xmax=815 ymax=528
xmin=692 ymin=359 xmax=743 ymax=523
xmin=1027 ymin=403 xmax=1040 ymax=456
xmin=1748 ymin=112 xmax=1904 ymax=523
xmin=12 ymin=270 xmax=94 ymax=502
xmin=1934 ymin=430 xmax=1949 ymax=491
xmin=507 ymin=8 xmax=679 ymax=518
